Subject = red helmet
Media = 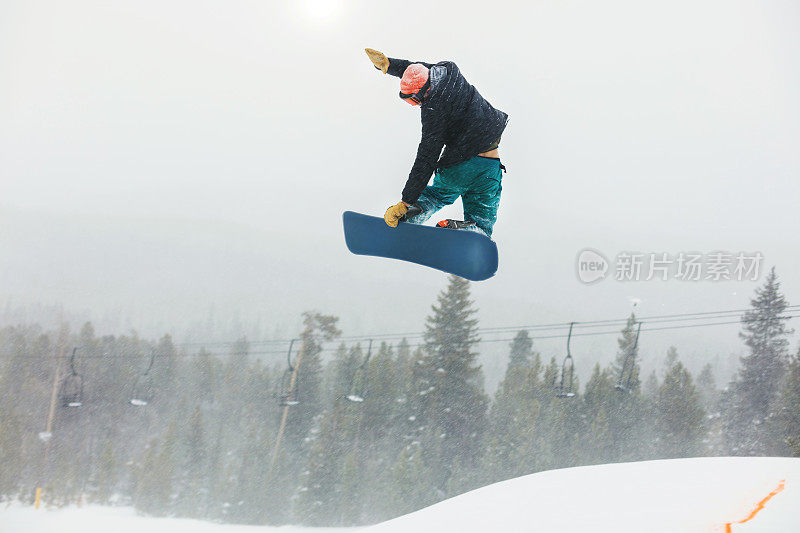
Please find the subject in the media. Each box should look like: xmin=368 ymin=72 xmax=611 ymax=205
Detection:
xmin=399 ymin=64 xmax=430 ymax=106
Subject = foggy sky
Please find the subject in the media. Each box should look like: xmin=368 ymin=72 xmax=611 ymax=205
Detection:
xmin=2 ymin=0 xmax=799 ymax=379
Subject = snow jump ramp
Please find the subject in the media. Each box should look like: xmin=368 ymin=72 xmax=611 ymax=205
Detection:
xmin=369 ymin=457 xmax=800 ymax=533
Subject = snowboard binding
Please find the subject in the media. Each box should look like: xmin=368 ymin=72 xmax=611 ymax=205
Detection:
xmin=399 ymin=205 xmax=478 ymax=231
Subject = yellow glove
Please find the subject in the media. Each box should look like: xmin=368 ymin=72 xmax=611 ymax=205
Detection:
xmin=365 ymin=48 xmax=389 ymax=74
xmin=384 ymin=201 xmax=408 ymax=228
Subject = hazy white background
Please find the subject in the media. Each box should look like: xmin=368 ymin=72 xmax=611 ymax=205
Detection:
xmin=2 ymin=0 xmax=798 ymax=381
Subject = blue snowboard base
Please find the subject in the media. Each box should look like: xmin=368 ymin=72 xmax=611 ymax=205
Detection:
xmin=342 ymin=211 xmax=498 ymax=281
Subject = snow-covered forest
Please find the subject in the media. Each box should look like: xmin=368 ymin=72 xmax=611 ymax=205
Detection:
xmin=2 ymin=269 xmax=799 ymax=527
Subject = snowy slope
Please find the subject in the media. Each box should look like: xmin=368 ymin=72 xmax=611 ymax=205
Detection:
xmin=0 ymin=504 xmax=351 ymax=533
xmin=4 ymin=457 xmax=799 ymax=533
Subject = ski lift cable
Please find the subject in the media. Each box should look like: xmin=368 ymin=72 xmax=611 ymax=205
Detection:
xmin=460 ymin=305 xmax=800 ymax=336
xmin=335 ymin=303 xmax=798 ymax=338
xmin=5 ymin=310 xmax=797 ymax=360
xmin=151 ymin=304 xmax=800 ymax=348
xmin=167 ymin=304 xmax=800 ymax=348
xmin=11 ymin=312 xmax=796 ymax=361
xmin=10 ymin=313 xmax=797 ymax=360
xmin=244 ymin=313 xmax=799 ymax=356
xmin=286 ymin=307 xmax=772 ymax=341
xmin=306 ymin=314 xmax=800 ymax=352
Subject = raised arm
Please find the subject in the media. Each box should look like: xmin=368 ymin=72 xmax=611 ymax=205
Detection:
xmin=365 ymin=48 xmax=435 ymax=77
xmin=386 ymin=57 xmax=436 ymax=78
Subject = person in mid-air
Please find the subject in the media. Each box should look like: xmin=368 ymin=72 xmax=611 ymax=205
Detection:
xmin=365 ymin=48 xmax=508 ymax=238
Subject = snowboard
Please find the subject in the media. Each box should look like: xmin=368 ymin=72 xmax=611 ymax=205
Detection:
xmin=342 ymin=211 xmax=498 ymax=281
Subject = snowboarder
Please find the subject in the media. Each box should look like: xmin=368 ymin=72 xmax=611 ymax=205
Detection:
xmin=365 ymin=48 xmax=508 ymax=237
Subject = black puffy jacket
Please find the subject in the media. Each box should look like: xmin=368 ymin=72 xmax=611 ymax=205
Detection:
xmin=387 ymin=57 xmax=508 ymax=204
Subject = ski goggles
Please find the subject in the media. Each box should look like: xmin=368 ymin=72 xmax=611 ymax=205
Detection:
xmin=399 ymin=80 xmax=431 ymax=106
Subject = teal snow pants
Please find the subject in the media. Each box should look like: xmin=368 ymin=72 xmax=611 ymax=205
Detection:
xmin=407 ymin=155 xmax=504 ymax=237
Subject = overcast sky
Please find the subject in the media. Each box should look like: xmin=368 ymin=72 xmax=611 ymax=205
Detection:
xmin=1 ymin=0 xmax=799 ymax=379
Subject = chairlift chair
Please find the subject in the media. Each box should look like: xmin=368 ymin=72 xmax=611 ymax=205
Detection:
xmin=555 ymin=323 xmax=577 ymax=398
xmin=346 ymin=339 xmax=373 ymax=403
xmin=615 ymin=322 xmax=643 ymax=393
xmin=59 ymin=347 xmax=84 ymax=408
xmin=131 ymin=350 xmax=156 ymax=406
xmin=278 ymin=339 xmax=300 ymax=406
xmin=279 ymin=369 xmax=299 ymax=406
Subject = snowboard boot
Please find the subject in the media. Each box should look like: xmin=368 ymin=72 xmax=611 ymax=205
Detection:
xmin=436 ymin=219 xmax=477 ymax=230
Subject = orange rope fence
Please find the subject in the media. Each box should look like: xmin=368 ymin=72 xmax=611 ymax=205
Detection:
xmin=724 ymin=479 xmax=786 ymax=532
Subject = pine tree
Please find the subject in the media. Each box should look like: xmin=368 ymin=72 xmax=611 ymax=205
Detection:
xmin=297 ymin=342 xmax=401 ymax=527
xmin=696 ymin=363 xmax=718 ymax=411
xmin=323 ymin=343 xmax=356 ymax=403
xmin=0 ymin=404 xmax=23 ymax=497
xmin=723 ymin=268 xmax=792 ymax=455
xmin=227 ymin=424 xmax=275 ymax=525
xmin=156 ymin=334 xmax=179 ymax=397
xmin=774 ymin=347 xmax=800 ymax=456
xmin=284 ymin=312 xmax=341 ymax=452
xmin=643 ymin=371 xmax=659 ymax=400
xmin=388 ymin=444 xmax=437 ymax=516
xmin=663 ymin=346 xmax=679 ymax=376
xmin=296 ymin=402 xmax=359 ymax=526
xmin=606 ymin=315 xmax=650 ymax=461
xmin=394 ymin=345 xmax=428 ymax=458
xmin=174 ymin=407 xmax=208 ymax=518
xmin=655 ymin=358 xmax=706 ymax=458
xmin=582 ymin=364 xmax=616 ymax=463
xmin=507 ymin=330 xmax=533 ymax=371
xmin=612 ymin=314 xmax=642 ymax=392
xmin=229 ymin=337 xmax=250 ymax=369
xmin=482 ymin=332 xmax=542 ymax=483
xmin=361 ymin=342 xmax=400 ymax=446
xmin=544 ymin=368 xmax=584 ymax=470
xmin=340 ymin=344 xmax=365 ymax=401
xmin=393 ymin=339 xmax=413 ymax=395
xmin=396 ymin=338 xmax=411 ymax=365
xmin=415 ymin=276 xmax=488 ymax=488
xmin=134 ymin=431 xmax=176 ymax=517
xmin=90 ymin=441 xmax=118 ymax=504
xmin=337 ymin=452 xmax=362 ymax=524
xmin=194 ymin=347 xmax=219 ymax=404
